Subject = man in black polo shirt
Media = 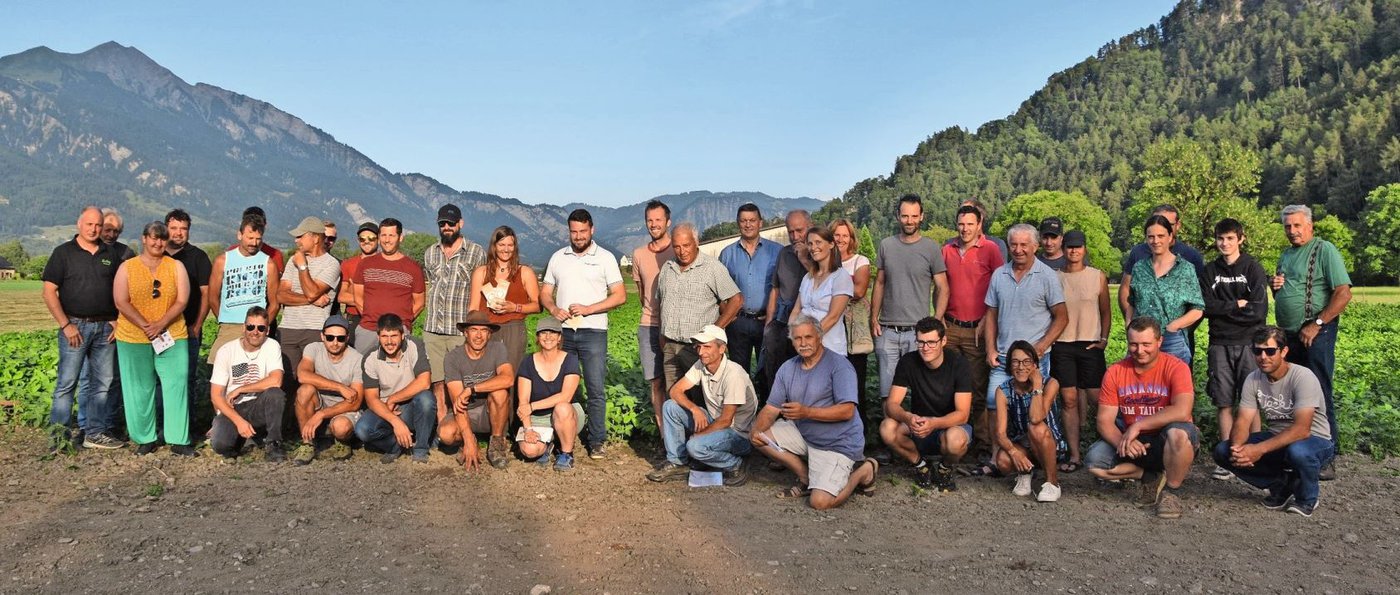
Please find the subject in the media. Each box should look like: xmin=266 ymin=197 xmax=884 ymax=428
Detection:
xmin=42 ymin=207 xmax=126 ymax=451
xmin=164 ymin=209 xmax=213 ymax=404
xmin=878 ymin=316 xmax=973 ymax=492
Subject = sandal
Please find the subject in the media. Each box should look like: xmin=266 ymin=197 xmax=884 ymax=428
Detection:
xmin=777 ymin=484 xmax=811 ymax=499
xmin=1059 ymin=460 xmax=1082 ymax=473
xmin=857 ymin=459 xmax=880 ymax=496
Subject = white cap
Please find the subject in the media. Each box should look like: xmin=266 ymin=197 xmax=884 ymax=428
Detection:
xmin=691 ymin=324 xmax=728 ymax=345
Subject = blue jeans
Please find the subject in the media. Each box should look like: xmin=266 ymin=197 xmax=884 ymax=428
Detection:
xmin=660 ymin=399 xmax=751 ymax=470
xmin=1212 ymin=433 xmax=1335 ymax=506
xmin=1160 ymin=329 xmax=1192 ymax=369
xmin=876 ymin=326 xmax=917 ymax=399
xmin=563 ymin=328 xmax=609 ymax=447
xmin=986 ymin=351 xmax=1053 ymax=407
xmin=354 ymin=391 xmax=437 ymax=456
xmin=1287 ymin=322 xmax=1339 ymax=448
xmin=724 ymin=315 xmax=765 ymax=375
xmin=50 ymin=320 xmax=117 ymax=435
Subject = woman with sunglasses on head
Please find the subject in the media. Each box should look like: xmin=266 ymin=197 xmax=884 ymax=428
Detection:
xmin=112 ymin=221 xmax=195 ymax=456
xmin=469 ymin=226 xmax=541 ymax=376
xmin=992 ymin=340 xmax=1068 ymax=502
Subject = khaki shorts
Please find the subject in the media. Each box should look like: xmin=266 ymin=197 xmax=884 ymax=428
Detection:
xmin=522 ymin=403 xmax=586 ymax=442
xmin=423 ymin=331 xmax=463 ymax=383
xmin=317 ymin=392 xmax=361 ymax=425
xmin=443 ymin=399 xmax=491 ymax=435
xmin=767 ymin=419 xmax=857 ymax=497
xmin=206 ymin=323 xmax=245 ymax=363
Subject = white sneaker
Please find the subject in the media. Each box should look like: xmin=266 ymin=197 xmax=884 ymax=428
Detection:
xmin=1212 ymin=465 xmax=1235 ymax=480
xmin=1013 ymin=473 xmax=1033 ymax=497
xmin=1036 ymin=482 xmax=1062 ymax=502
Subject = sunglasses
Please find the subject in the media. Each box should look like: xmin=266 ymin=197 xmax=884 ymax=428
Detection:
xmin=323 ymin=333 xmax=349 ymax=343
xmin=438 ymin=221 xmax=457 ymax=228
xmin=1250 ymin=346 xmax=1281 ymax=357
xmin=358 ymin=235 xmax=378 ymax=244
xmin=151 ymin=278 xmax=162 ymax=300
xmin=245 ymin=324 xmax=269 ymax=333
xmin=325 ymin=236 xmax=337 ymax=245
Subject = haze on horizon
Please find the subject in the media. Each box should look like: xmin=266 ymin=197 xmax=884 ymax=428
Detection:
xmin=1 ymin=0 xmax=1178 ymax=208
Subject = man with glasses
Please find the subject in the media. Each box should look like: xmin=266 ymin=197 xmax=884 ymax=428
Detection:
xmin=322 ymin=221 xmax=338 ymax=253
xmin=339 ymin=222 xmax=380 ymax=343
xmin=351 ymin=218 xmax=426 ymax=355
xmin=278 ymin=216 xmax=342 ymax=393
xmin=1211 ymin=326 xmax=1334 ymax=517
xmin=878 ymin=317 xmax=972 ymax=492
xmin=209 ymin=307 xmax=287 ymax=461
xmin=207 ymin=212 xmax=279 ymax=364
xmin=422 ymin=204 xmax=487 ymax=458
xmin=718 ymin=203 xmax=781 ymax=374
xmin=290 ymin=315 xmax=363 ymax=465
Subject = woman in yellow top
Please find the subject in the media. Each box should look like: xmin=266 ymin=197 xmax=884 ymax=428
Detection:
xmin=113 ymin=221 xmax=194 ymax=456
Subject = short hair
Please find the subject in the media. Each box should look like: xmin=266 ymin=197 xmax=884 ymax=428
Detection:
xmin=961 ymin=199 xmax=990 ymax=220
xmin=786 ymin=209 xmax=811 ymax=224
xmin=644 ymin=200 xmax=671 ymax=220
xmin=1126 ymin=316 xmax=1162 ymax=339
xmin=101 ymin=208 xmax=124 ymax=229
xmin=897 ymin=193 xmax=923 ymax=214
xmin=1143 ymin=214 xmax=1175 ymax=237
xmin=737 ymin=202 xmax=762 ymax=220
xmin=568 ymin=208 xmax=594 ymax=226
xmin=955 ymin=205 xmax=983 ymax=223
xmin=141 ymin=221 xmax=169 ymax=240
xmin=242 ymin=206 xmax=266 ymax=219
xmin=672 ymin=222 xmax=698 ymax=243
xmin=165 ymin=208 xmax=191 ymax=226
xmin=379 ymin=217 xmax=403 ymax=235
xmin=245 ymin=306 xmax=269 ymax=322
xmin=1281 ymin=204 xmax=1313 ymax=223
xmin=1252 ymin=325 xmax=1288 ymax=348
xmin=323 ymin=221 xmax=337 ymax=232
xmin=240 ymin=213 xmax=266 ymax=234
xmin=1151 ymin=204 xmax=1180 ymax=219
xmin=788 ymin=314 xmax=824 ymax=339
xmin=377 ymin=313 xmax=406 ymax=335
xmin=1214 ymin=217 xmax=1245 ymax=238
xmin=914 ymin=316 xmax=946 ymax=339
xmin=1005 ymin=340 xmax=1039 ymax=373
xmin=1007 ymin=223 xmax=1039 ymax=246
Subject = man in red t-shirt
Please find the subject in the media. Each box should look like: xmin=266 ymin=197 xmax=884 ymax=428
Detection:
xmin=1087 ymin=317 xmax=1200 ymax=520
xmin=351 ymin=218 xmax=425 ymax=355
xmin=339 ymin=222 xmax=380 ymax=344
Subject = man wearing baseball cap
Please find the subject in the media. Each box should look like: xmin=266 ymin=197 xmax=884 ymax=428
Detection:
xmin=646 ymin=324 xmax=758 ymax=486
xmin=290 ymin=315 xmax=363 ymax=465
xmin=1038 ymin=217 xmax=1067 ymax=271
xmin=278 ymin=216 xmax=343 ymax=396
xmin=337 ymin=221 xmax=380 ymax=343
xmin=423 ymin=204 xmax=489 ymax=462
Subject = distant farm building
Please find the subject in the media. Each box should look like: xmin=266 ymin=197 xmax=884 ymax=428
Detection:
xmin=0 ymin=256 xmax=15 ymax=280
xmin=699 ymin=224 xmax=789 ymax=258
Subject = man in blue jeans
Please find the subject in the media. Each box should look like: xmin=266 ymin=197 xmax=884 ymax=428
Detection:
xmin=355 ymin=314 xmax=437 ymax=464
xmin=870 ymin=194 xmax=949 ymax=401
xmin=541 ymin=209 xmax=627 ymax=459
xmin=42 ymin=207 xmax=125 ymax=451
xmin=1213 ymin=326 xmax=1335 ymax=517
xmin=647 ymin=325 xmax=757 ymax=486
xmin=718 ymin=203 xmax=781 ymax=375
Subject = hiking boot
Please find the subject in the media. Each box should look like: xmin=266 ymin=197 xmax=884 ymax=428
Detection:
xmin=554 ymin=452 xmax=575 ymax=472
xmin=170 ymin=445 xmax=199 ymax=457
xmin=588 ymin=444 xmax=608 ymax=460
xmin=380 ymin=450 xmax=401 ymax=464
xmin=647 ymin=462 xmax=691 ymax=483
xmin=134 ymin=442 xmax=159 ymax=456
xmin=535 ymin=452 xmax=554 ymax=469
xmin=914 ymin=462 xmax=934 ymax=489
xmin=487 ymin=436 xmax=510 ymax=469
xmin=722 ymin=461 xmax=749 ymax=487
xmin=1156 ymin=490 xmax=1184 ymax=519
xmin=83 ymin=432 xmax=126 ymax=450
xmin=932 ymin=463 xmax=957 ymax=492
xmin=1286 ymin=499 xmax=1317 ymax=518
xmin=291 ymin=443 xmax=316 ymax=466
xmin=1211 ymin=465 xmax=1235 ymax=481
xmin=1319 ymin=462 xmax=1337 ymax=481
xmin=264 ymin=441 xmax=287 ymax=463
xmin=326 ymin=442 xmax=353 ymax=461
xmin=1036 ymin=482 xmax=1062 ymax=503
xmin=1013 ymin=473 xmax=1034 ymax=497
xmin=1137 ymin=472 xmax=1166 ymax=507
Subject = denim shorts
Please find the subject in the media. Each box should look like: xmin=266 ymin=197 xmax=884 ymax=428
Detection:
xmin=909 ymin=423 xmax=972 ymax=457
xmin=638 ymin=325 xmax=663 ymax=381
xmin=1085 ymin=421 xmax=1200 ymax=472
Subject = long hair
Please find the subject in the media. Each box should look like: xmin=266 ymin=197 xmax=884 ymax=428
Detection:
xmin=805 ymin=226 xmax=840 ymax=276
xmin=829 ymin=219 xmax=859 ymax=260
xmin=486 ymin=225 xmax=520 ymax=284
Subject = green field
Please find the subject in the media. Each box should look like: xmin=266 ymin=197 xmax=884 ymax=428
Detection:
xmin=0 ymin=280 xmax=52 ymax=333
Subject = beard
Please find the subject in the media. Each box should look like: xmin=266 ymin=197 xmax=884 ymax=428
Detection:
xmin=439 ymin=228 xmax=460 ymax=245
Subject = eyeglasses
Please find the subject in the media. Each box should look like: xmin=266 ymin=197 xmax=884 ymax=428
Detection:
xmin=151 ymin=278 xmax=162 ymax=300
xmin=916 ymin=339 xmax=942 ymax=348
xmin=323 ymin=333 xmax=348 ymax=343
xmin=245 ymin=324 xmax=269 ymax=333
xmin=358 ymin=235 xmax=378 ymax=244
xmin=1250 ymin=346 xmax=1281 ymax=357
xmin=1010 ymin=358 xmax=1037 ymax=368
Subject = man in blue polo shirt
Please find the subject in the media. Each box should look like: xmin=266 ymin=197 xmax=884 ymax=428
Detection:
xmin=718 ymin=203 xmax=781 ymax=375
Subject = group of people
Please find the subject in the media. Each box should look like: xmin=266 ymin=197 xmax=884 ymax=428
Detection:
xmin=41 ymin=194 xmax=1351 ymax=517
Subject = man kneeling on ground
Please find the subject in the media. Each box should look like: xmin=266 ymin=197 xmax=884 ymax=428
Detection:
xmin=1212 ymin=326 xmax=1334 ymax=517
xmin=354 ymin=314 xmax=436 ymax=463
xmin=291 ymin=315 xmax=363 ymax=465
xmin=440 ymin=310 xmax=515 ymax=471
xmin=1087 ymin=316 xmax=1200 ymax=519
xmin=209 ymin=307 xmax=286 ymax=461
xmin=878 ymin=316 xmax=971 ymax=493
xmin=751 ymin=315 xmax=877 ymax=510
xmin=647 ymin=324 xmax=758 ymax=486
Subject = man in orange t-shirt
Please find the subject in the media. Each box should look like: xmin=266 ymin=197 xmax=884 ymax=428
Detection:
xmin=1087 ymin=316 xmax=1200 ymax=520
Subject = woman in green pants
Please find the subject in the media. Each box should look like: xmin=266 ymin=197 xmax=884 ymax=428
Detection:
xmin=112 ymin=221 xmax=196 ymax=456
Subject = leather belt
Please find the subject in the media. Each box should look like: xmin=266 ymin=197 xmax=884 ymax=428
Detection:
xmin=943 ymin=315 xmax=980 ymax=329
xmin=881 ymin=324 xmax=914 ymax=332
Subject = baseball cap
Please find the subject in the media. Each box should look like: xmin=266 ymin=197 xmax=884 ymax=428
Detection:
xmin=535 ymin=316 xmax=564 ymax=335
xmin=1039 ymin=217 xmax=1064 ymax=237
xmin=357 ymin=221 xmax=380 ymax=235
xmin=691 ymin=324 xmax=728 ymax=345
xmin=1063 ymin=230 xmax=1086 ymax=248
xmin=290 ymin=215 xmax=325 ymax=238
xmin=437 ymin=204 xmax=462 ymax=225
xmin=322 ymin=315 xmax=351 ymax=332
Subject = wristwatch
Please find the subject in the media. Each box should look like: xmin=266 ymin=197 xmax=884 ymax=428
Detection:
xmin=1313 ymin=317 xmax=1325 ymax=327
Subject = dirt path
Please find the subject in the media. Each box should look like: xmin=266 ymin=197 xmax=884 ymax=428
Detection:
xmin=1 ymin=427 xmax=1397 ymax=594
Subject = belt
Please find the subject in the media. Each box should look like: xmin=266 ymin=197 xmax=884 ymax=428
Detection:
xmin=68 ymin=315 xmax=116 ymax=322
xmin=943 ymin=315 xmax=981 ymax=329
xmin=881 ymin=324 xmax=914 ymax=332
xmin=739 ymin=309 xmax=766 ymax=319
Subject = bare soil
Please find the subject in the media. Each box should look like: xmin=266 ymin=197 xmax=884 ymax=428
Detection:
xmin=1 ymin=427 xmax=1397 ymax=594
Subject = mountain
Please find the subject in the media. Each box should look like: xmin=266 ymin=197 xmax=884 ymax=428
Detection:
xmin=818 ymin=0 xmax=1400 ymax=249
xmin=0 ymin=42 xmax=821 ymax=265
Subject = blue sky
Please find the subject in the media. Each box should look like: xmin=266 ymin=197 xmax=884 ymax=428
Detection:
xmin=2 ymin=1 xmax=1178 ymax=207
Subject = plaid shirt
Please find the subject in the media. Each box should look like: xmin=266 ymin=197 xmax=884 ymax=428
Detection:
xmin=423 ymin=239 xmax=486 ymax=334
xmin=657 ymin=252 xmax=741 ymax=342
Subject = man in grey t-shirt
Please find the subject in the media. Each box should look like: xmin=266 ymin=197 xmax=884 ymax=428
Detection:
xmin=353 ymin=314 xmax=436 ymax=463
xmin=292 ymin=315 xmax=362 ymax=465
xmin=279 ymin=216 xmax=342 ymax=390
xmin=1212 ymin=326 xmax=1334 ymax=517
xmin=871 ymin=194 xmax=949 ymax=400
xmin=439 ymin=311 xmax=515 ymax=471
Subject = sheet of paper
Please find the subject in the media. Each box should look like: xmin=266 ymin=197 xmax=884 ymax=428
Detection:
xmin=151 ymin=331 xmax=175 ymax=355
xmin=688 ymin=470 xmax=724 ymax=488
xmin=514 ymin=426 xmax=555 ymax=443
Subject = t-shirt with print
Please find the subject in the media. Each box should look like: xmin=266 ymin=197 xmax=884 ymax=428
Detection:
xmin=891 ymin=350 xmax=971 ymax=418
xmin=875 ymin=236 xmax=946 ymax=326
xmin=518 ymin=352 xmax=581 ymax=404
xmin=302 ymin=342 xmax=364 ymax=403
xmin=1239 ymin=364 xmax=1331 ymax=440
xmin=280 ymin=252 xmax=341 ymax=330
xmin=210 ymin=338 xmax=284 ymax=405
xmin=362 ymin=337 xmax=430 ymax=401
xmin=683 ymin=357 xmax=758 ymax=436
xmin=443 ymin=341 xmax=511 ymax=395
xmin=352 ymin=255 xmax=426 ymax=331
xmin=767 ymin=351 xmax=864 ymax=461
xmin=1099 ymin=354 xmax=1194 ymax=436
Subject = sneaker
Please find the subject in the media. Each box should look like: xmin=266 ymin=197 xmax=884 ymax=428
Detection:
xmin=1156 ymin=490 xmax=1184 ymax=519
xmin=134 ymin=442 xmax=159 ymax=456
xmin=487 ymin=436 xmax=510 ymax=468
xmin=83 ymin=432 xmax=127 ymax=450
xmin=534 ymin=452 xmax=554 ymax=469
xmin=1036 ymin=482 xmax=1062 ymax=503
xmin=553 ymin=453 xmax=575 ymax=472
xmin=932 ymin=463 xmax=957 ymax=492
xmin=326 ymin=442 xmax=353 ymax=461
xmin=1211 ymin=465 xmax=1235 ymax=481
xmin=588 ymin=444 xmax=608 ymax=460
xmin=170 ymin=445 xmax=199 ymax=457
xmin=1286 ymin=499 xmax=1317 ymax=518
xmin=1013 ymin=473 xmax=1034 ymax=497
xmin=722 ymin=461 xmax=749 ymax=487
xmin=264 ymin=441 xmax=287 ymax=463
xmin=291 ymin=443 xmax=316 ymax=466
xmin=1137 ymin=472 xmax=1166 ymax=507
xmin=767 ymin=459 xmax=786 ymax=471
xmin=1319 ymin=462 xmax=1337 ymax=481
xmin=1262 ymin=490 xmax=1293 ymax=510
xmin=380 ymin=450 xmax=401 ymax=464
xmin=914 ymin=462 xmax=934 ymax=489
xmin=411 ymin=451 xmax=429 ymax=464
xmin=647 ymin=462 xmax=691 ymax=483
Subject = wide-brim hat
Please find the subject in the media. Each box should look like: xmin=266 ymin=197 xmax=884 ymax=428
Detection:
xmin=455 ymin=310 xmax=500 ymax=332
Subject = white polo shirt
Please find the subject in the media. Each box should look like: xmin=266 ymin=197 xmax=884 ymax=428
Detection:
xmin=542 ymin=242 xmax=623 ymax=330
